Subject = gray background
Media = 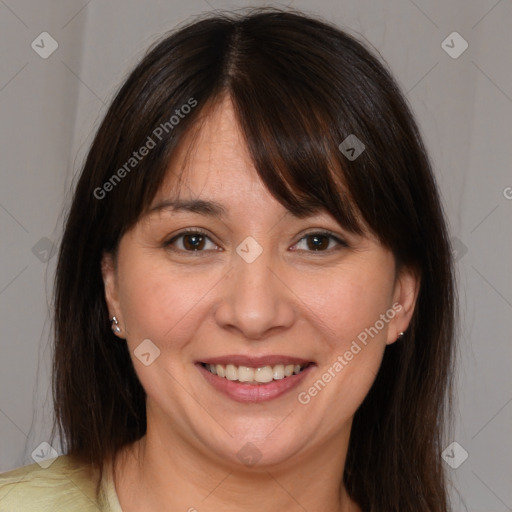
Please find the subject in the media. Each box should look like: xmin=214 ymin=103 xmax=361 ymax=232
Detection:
xmin=0 ymin=0 xmax=511 ymax=510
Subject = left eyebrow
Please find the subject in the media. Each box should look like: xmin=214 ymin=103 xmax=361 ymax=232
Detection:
xmin=146 ymin=198 xmax=340 ymax=225
xmin=146 ymin=198 xmax=228 ymax=219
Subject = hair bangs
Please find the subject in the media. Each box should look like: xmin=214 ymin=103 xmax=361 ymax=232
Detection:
xmin=225 ymin=87 xmax=366 ymax=235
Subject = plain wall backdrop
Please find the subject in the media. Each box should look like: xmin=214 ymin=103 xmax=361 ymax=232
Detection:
xmin=0 ymin=1 xmax=511 ymax=511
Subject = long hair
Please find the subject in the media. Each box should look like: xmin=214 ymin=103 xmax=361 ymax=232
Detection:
xmin=51 ymin=8 xmax=456 ymax=510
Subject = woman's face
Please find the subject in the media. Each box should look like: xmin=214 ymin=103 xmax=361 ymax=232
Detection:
xmin=102 ymin=96 xmax=418 ymax=470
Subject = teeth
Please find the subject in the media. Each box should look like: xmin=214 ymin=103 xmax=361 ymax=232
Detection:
xmin=225 ymin=364 xmax=237 ymax=381
xmin=273 ymin=365 xmax=285 ymax=380
xmin=238 ymin=366 xmax=254 ymax=382
xmin=255 ymin=366 xmax=274 ymax=383
xmin=204 ymin=363 xmax=308 ymax=383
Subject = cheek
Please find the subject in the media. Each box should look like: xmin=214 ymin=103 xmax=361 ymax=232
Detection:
xmin=294 ymin=261 xmax=395 ymax=415
xmin=117 ymin=253 xmax=219 ymax=344
xmin=115 ymin=256 xmax=217 ymax=401
xmin=302 ymin=263 xmax=394 ymax=345
xmin=295 ymin=274 xmax=393 ymax=431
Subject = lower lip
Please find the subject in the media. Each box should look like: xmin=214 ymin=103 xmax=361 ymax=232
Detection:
xmin=196 ymin=363 xmax=315 ymax=403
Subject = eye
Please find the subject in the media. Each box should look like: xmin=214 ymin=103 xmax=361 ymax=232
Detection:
xmin=164 ymin=229 xmax=220 ymax=252
xmin=163 ymin=229 xmax=348 ymax=254
xmin=291 ymin=231 xmax=348 ymax=252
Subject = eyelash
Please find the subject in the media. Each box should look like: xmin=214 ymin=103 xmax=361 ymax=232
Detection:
xmin=163 ymin=228 xmax=348 ymax=255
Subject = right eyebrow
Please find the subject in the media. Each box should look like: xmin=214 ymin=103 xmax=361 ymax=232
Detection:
xmin=146 ymin=198 xmax=228 ymax=218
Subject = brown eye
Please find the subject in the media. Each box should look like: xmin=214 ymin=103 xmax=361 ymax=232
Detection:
xmin=306 ymin=234 xmax=330 ymax=251
xmin=165 ymin=230 xmax=219 ymax=252
xmin=292 ymin=232 xmax=347 ymax=252
xmin=182 ymin=233 xmax=206 ymax=251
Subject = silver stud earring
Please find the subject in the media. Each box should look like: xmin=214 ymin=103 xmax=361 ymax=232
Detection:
xmin=397 ymin=331 xmax=405 ymax=341
xmin=111 ymin=316 xmax=121 ymax=334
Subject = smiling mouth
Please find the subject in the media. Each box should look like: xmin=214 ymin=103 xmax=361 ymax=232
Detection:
xmin=200 ymin=362 xmax=313 ymax=385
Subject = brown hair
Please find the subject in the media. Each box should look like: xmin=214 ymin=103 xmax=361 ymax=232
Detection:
xmin=51 ymin=7 xmax=456 ymax=511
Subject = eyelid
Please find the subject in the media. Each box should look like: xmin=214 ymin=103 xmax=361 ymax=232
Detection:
xmin=163 ymin=227 xmax=348 ymax=253
xmin=164 ymin=227 xmax=221 ymax=250
xmin=291 ymin=229 xmax=349 ymax=251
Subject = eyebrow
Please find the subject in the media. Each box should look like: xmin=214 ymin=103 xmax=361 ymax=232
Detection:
xmin=146 ymin=198 xmax=331 ymax=222
xmin=147 ymin=198 xmax=228 ymax=218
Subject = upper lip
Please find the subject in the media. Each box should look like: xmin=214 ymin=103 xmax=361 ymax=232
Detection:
xmin=198 ymin=355 xmax=314 ymax=367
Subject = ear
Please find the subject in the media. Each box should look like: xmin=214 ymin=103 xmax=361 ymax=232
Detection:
xmin=386 ymin=266 xmax=420 ymax=345
xmin=101 ymin=251 xmax=124 ymax=336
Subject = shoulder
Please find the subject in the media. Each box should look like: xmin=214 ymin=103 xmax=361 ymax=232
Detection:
xmin=0 ymin=454 xmax=106 ymax=511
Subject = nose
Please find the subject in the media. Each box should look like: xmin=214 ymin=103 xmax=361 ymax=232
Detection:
xmin=214 ymin=244 xmax=296 ymax=340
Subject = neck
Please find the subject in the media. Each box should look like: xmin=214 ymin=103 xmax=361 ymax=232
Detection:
xmin=114 ymin=420 xmax=361 ymax=512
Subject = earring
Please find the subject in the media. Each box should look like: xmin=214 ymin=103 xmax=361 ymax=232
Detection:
xmin=397 ymin=331 xmax=405 ymax=341
xmin=111 ymin=316 xmax=121 ymax=334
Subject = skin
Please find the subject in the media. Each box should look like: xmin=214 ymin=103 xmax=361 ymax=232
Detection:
xmin=102 ymin=95 xmax=420 ymax=512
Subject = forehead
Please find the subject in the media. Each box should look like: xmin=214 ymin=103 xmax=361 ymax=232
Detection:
xmin=151 ymin=96 xmax=277 ymax=208
xmin=144 ymin=94 xmax=369 ymax=235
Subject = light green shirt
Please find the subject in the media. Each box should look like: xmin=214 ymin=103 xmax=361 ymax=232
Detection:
xmin=0 ymin=455 xmax=123 ymax=511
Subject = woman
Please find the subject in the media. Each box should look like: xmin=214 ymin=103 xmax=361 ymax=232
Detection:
xmin=0 ymin=7 xmax=456 ymax=511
